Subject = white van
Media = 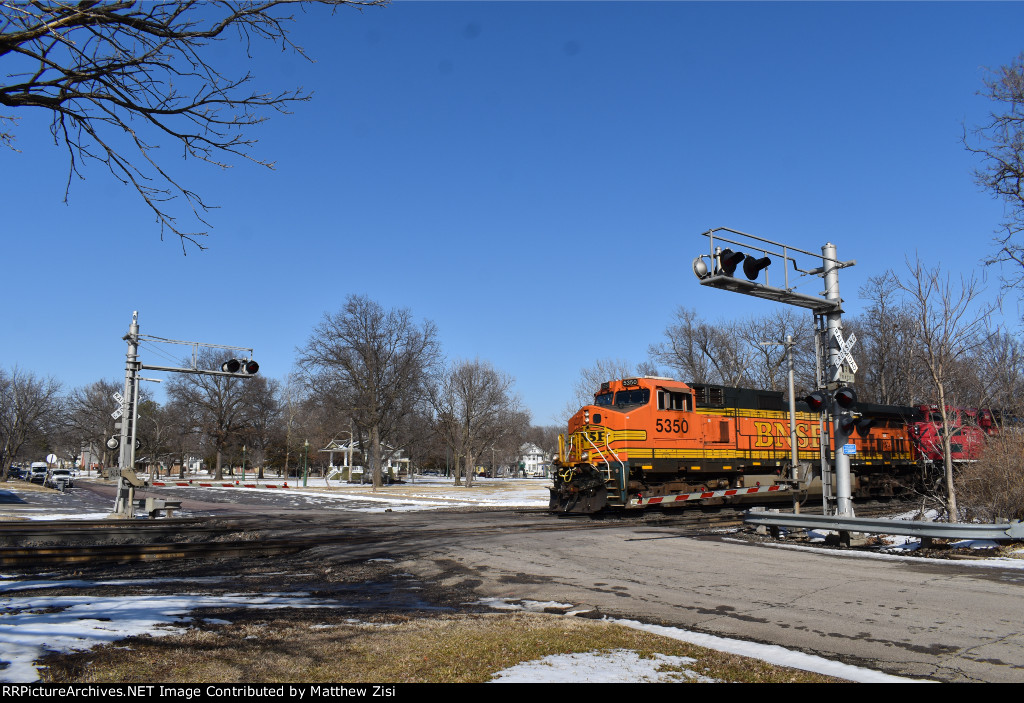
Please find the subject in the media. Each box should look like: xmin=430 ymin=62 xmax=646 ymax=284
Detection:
xmin=29 ymin=462 xmax=48 ymax=484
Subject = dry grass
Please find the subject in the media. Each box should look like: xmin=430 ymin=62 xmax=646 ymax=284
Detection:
xmin=1 ymin=479 xmax=54 ymax=493
xmin=38 ymin=611 xmax=842 ymax=684
xmin=956 ymin=434 xmax=1024 ymax=523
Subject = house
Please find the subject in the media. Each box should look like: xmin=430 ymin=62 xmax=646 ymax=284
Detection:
xmin=518 ymin=442 xmax=551 ymax=478
xmin=320 ymin=439 xmax=409 ymax=481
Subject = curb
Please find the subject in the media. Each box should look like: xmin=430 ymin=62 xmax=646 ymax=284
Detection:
xmin=150 ymin=480 xmax=291 ymax=490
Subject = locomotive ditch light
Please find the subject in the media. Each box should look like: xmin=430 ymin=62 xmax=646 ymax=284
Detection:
xmin=717 ymin=248 xmax=745 ymax=276
xmin=742 ymin=255 xmax=772 ymax=281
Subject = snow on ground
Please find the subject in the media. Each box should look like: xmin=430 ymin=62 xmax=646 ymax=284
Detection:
xmin=0 ymin=588 xmax=354 ymax=683
xmin=0 ymin=576 xmax=926 ymax=684
xmin=490 ymin=649 xmax=715 ymax=683
xmin=477 ymin=598 xmax=922 ymax=683
xmin=213 ymin=475 xmax=553 ymax=511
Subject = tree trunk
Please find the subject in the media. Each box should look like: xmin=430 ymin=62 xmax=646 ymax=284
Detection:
xmin=371 ymin=424 xmax=383 ymax=490
xmin=937 ymin=387 xmax=958 ymax=522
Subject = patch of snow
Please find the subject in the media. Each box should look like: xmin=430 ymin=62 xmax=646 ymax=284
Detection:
xmin=491 ymin=649 xmax=714 ymax=683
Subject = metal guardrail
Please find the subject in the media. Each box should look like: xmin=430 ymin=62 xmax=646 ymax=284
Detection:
xmin=744 ymin=510 xmax=1024 ymax=541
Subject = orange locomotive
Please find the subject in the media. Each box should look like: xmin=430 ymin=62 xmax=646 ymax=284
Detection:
xmin=551 ymin=376 xmax=920 ymax=514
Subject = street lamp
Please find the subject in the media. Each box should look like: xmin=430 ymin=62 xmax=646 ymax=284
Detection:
xmin=303 ymin=439 xmax=309 ymax=487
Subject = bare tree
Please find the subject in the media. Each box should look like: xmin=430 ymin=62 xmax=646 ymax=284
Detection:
xmin=561 ymin=357 xmax=635 ymax=424
xmin=431 ymin=359 xmax=526 ymax=488
xmin=298 ymin=295 xmax=440 ymax=489
xmin=0 ymin=0 xmax=387 ymax=249
xmin=163 ymin=395 xmax=201 ymax=479
xmin=242 ymin=375 xmax=280 ymax=479
xmin=853 ymin=271 xmax=923 ymax=405
xmin=648 ymin=307 xmax=740 ymax=385
xmin=0 ymin=366 xmax=63 ymax=479
xmin=895 ymin=257 xmax=994 ymax=521
xmin=734 ymin=309 xmax=814 ymax=392
xmin=968 ymin=328 xmax=1024 ymax=414
xmin=66 ymin=377 xmax=122 ymax=470
xmin=965 ymin=53 xmax=1024 ymax=291
xmin=136 ymin=397 xmax=173 ymax=477
xmin=649 ymin=306 xmax=814 ymax=393
xmin=165 ymin=349 xmax=252 ymax=480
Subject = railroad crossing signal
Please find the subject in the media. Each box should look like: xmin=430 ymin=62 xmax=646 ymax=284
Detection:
xmin=221 ymin=358 xmax=259 ymax=375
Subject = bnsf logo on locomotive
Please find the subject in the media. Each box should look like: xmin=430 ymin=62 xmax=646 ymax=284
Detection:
xmin=752 ymin=420 xmax=820 ymax=449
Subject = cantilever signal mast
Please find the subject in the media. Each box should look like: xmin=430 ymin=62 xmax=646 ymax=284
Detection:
xmin=110 ymin=311 xmax=260 ymax=518
xmin=693 ymin=227 xmax=858 ymax=517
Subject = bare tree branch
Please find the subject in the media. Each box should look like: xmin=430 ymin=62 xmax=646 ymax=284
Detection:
xmin=1 ymin=1 xmax=388 ymax=250
xmin=965 ymin=52 xmax=1024 ymax=292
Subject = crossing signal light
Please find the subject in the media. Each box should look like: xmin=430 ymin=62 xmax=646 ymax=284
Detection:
xmin=718 ymin=249 xmax=745 ymax=276
xmin=854 ymin=416 xmax=875 ymax=437
xmin=743 ymin=255 xmax=772 ymax=281
xmin=834 ymin=387 xmax=857 ymax=409
xmin=222 ymin=358 xmax=259 ymax=376
xmin=805 ymin=391 xmax=828 ymax=412
xmin=838 ymin=413 xmax=857 ymax=436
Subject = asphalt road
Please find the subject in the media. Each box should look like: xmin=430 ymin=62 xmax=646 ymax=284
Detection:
xmin=390 ymin=517 xmax=1024 ymax=683
xmin=4 ymin=481 xmax=1022 ymax=682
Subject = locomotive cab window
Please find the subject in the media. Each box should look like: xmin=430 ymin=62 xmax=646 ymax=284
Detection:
xmin=594 ymin=392 xmax=613 ymax=406
xmin=658 ymin=390 xmax=693 ymax=411
xmin=613 ymin=389 xmax=650 ymax=407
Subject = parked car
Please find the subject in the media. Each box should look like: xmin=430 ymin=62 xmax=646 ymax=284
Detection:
xmin=45 ymin=468 xmax=74 ymax=490
xmin=28 ymin=463 xmax=48 ymax=484
xmin=7 ymin=466 xmax=25 ymax=480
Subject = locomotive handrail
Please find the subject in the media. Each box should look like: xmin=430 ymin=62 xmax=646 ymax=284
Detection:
xmin=581 ymin=430 xmax=625 ymax=484
xmin=586 ymin=430 xmax=628 ymax=504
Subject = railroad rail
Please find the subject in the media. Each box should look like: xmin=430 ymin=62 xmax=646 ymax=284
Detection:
xmin=0 ymin=500 xmax=928 ymax=569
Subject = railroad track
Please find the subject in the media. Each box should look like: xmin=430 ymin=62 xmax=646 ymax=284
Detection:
xmin=0 ymin=499 xmax=921 ymax=568
xmin=0 ymin=539 xmax=312 ymax=567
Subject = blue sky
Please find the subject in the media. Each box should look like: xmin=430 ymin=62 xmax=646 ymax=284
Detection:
xmin=2 ymin=1 xmax=1022 ymax=425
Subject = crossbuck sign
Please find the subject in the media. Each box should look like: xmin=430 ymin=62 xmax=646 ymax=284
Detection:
xmin=831 ymin=329 xmax=858 ymax=379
